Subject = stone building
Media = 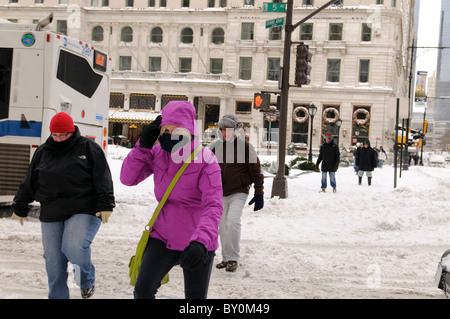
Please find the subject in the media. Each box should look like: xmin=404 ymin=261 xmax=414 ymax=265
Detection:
xmin=0 ymin=0 xmax=415 ymax=153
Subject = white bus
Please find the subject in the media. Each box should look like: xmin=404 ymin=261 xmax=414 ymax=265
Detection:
xmin=0 ymin=14 xmax=111 ymax=204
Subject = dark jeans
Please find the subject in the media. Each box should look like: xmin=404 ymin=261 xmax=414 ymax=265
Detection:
xmin=134 ymin=238 xmax=215 ymax=299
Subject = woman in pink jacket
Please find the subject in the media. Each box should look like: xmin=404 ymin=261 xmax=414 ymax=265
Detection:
xmin=120 ymin=101 xmax=223 ymax=299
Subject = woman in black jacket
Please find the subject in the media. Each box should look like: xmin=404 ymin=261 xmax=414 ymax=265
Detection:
xmin=11 ymin=112 xmax=115 ymax=299
xmin=355 ymin=139 xmax=378 ymax=185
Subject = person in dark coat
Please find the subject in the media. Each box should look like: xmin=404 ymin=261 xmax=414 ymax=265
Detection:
xmin=355 ymin=139 xmax=378 ymax=185
xmin=209 ymin=114 xmax=264 ymax=272
xmin=316 ymin=133 xmax=340 ymax=193
xmin=12 ymin=112 xmax=115 ymax=299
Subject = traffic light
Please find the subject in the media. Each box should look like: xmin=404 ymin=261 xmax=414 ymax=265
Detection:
xmin=423 ymin=120 xmax=428 ymax=133
xmin=254 ymin=93 xmax=270 ymax=110
xmin=295 ymin=43 xmax=312 ymax=86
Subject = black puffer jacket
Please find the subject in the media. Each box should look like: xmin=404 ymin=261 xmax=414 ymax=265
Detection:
xmin=316 ymin=140 xmax=340 ymax=172
xmin=355 ymin=140 xmax=378 ymax=171
xmin=13 ymin=126 xmax=115 ymax=222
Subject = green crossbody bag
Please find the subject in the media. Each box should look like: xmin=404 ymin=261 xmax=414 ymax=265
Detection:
xmin=129 ymin=145 xmax=203 ymax=287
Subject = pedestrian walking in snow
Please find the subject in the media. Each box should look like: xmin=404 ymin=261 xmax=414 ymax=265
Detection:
xmin=353 ymin=142 xmax=361 ymax=173
xmin=209 ymin=115 xmax=264 ymax=272
xmin=120 ymin=101 xmax=223 ymax=299
xmin=316 ymin=133 xmax=340 ymax=193
xmin=12 ymin=112 xmax=115 ymax=299
xmin=378 ymin=146 xmax=387 ymax=168
xmin=355 ymin=139 xmax=378 ymax=185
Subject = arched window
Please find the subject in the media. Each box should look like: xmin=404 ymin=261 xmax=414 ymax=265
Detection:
xmin=211 ymin=27 xmax=224 ymax=44
xmin=180 ymin=27 xmax=193 ymax=44
xmin=121 ymin=26 xmax=133 ymax=42
xmin=92 ymin=25 xmax=104 ymax=42
xmin=150 ymin=27 xmax=163 ymax=43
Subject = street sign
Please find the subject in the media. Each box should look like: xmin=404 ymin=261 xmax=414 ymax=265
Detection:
xmin=263 ymin=2 xmax=286 ymax=12
xmin=265 ymin=17 xmax=285 ymax=29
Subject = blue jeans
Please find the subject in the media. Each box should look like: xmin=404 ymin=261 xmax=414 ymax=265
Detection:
xmin=321 ymin=171 xmax=336 ymax=189
xmin=41 ymin=213 xmax=101 ymax=299
xmin=134 ymin=238 xmax=215 ymax=299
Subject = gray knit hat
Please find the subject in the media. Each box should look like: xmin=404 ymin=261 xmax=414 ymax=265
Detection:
xmin=217 ymin=114 xmax=238 ymax=129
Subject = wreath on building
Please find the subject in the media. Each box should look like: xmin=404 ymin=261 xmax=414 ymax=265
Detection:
xmin=292 ymin=106 xmax=309 ymax=123
xmin=353 ymin=108 xmax=370 ymax=125
xmin=322 ymin=107 xmax=339 ymax=124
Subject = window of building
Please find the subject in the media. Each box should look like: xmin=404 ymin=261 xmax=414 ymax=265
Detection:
xmin=181 ymin=0 xmax=189 ymax=7
xmin=264 ymin=118 xmax=279 ymax=143
xmin=352 ymin=105 xmax=370 ymax=144
xmin=149 ymin=57 xmax=161 ymax=72
xmin=208 ymin=0 xmax=214 ymax=7
xmin=179 ymin=57 xmax=192 ymax=73
xmin=269 ymin=26 xmax=282 ymax=40
xmin=121 ymin=26 xmax=133 ymax=42
xmin=302 ymin=0 xmax=313 ymax=5
xmin=210 ymin=58 xmax=223 ymax=74
xmin=125 ymin=0 xmax=133 ymax=6
xmin=109 ymin=93 xmax=124 ymax=109
xmin=322 ymin=105 xmax=341 ymax=138
xmin=160 ymin=0 xmax=166 ymax=6
xmin=376 ymin=0 xmax=384 ymax=4
xmin=300 ymin=23 xmax=313 ymax=40
xmin=57 ymin=20 xmax=68 ymax=35
xmin=119 ymin=56 xmax=132 ymax=70
xmin=161 ymin=95 xmax=188 ymax=108
xmin=91 ymin=0 xmax=98 ymax=6
xmin=329 ymin=23 xmax=343 ymax=40
xmin=244 ymin=0 xmax=254 ymax=5
xmin=267 ymin=58 xmax=280 ymax=81
xmin=361 ymin=23 xmax=372 ymax=42
xmin=211 ymin=28 xmax=225 ymax=44
xmin=236 ymin=101 xmax=252 ymax=114
xmin=9 ymin=0 xmax=18 ymax=3
xmin=391 ymin=0 xmax=396 ymax=7
xmin=102 ymin=0 xmax=109 ymax=6
xmin=220 ymin=0 xmax=226 ymax=7
xmin=59 ymin=0 xmax=67 ymax=4
xmin=241 ymin=23 xmax=254 ymax=40
xmin=148 ymin=0 xmax=155 ymax=6
xmin=292 ymin=103 xmax=309 ymax=144
xmin=130 ymin=94 xmax=156 ymax=110
xmin=359 ymin=59 xmax=370 ymax=83
xmin=181 ymin=28 xmax=193 ymax=44
xmin=150 ymin=27 xmax=163 ymax=43
xmin=326 ymin=59 xmax=341 ymax=82
xmin=92 ymin=26 xmax=104 ymax=42
xmin=239 ymin=57 xmax=252 ymax=80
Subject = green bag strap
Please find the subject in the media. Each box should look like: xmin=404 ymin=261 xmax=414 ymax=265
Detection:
xmin=146 ymin=144 xmax=203 ymax=229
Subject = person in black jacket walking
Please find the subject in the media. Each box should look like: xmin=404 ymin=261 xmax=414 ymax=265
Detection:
xmin=11 ymin=112 xmax=115 ymax=299
xmin=316 ymin=133 xmax=340 ymax=193
xmin=355 ymin=139 xmax=378 ymax=185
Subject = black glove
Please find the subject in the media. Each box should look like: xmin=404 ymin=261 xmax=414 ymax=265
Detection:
xmin=248 ymin=194 xmax=264 ymax=211
xmin=180 ymin=241 xmax=208 ymax=271
xmin=139 ymin=115 xmax=162 ymax=148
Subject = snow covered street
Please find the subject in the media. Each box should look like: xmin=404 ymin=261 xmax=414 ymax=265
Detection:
xmin=1 ymin=145 xmax=449 ymax=299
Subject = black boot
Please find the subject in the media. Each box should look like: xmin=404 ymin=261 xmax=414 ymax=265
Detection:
xmin=358 ymin=176 xmax=362 ymax=185
xmin=368 ymin=177 xmax=372 ymax=186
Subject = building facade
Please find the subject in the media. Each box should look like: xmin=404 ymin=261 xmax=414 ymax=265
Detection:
xmin=0 ymin=0 xmax=415 ymax=154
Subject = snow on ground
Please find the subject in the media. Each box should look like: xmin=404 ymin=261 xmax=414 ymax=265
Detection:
xmin=1 ymin=145 xmax=449 ymax=299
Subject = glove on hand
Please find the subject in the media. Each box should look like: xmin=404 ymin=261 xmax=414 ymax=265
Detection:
xmin=180 ymin=241 xmax=208 ymax=271
xmin=139 ymin=115 xmax=162 ymax=148
xmin=11 ymin=213 xmax=28 ymax=226
xmin=96 ymin=211 xmax=112 ymax=224
xmin=248 ymin=194 xmax=264 ymax=211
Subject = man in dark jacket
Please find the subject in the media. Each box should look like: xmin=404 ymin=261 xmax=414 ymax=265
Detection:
xmin=210 ymin=114 xmax=264 ymax=272
xmin=355 ymin=139 xmax=378 ymax=185
xmin=316 ymin=133 xmax=340 ymax=193
xmin=11 ymin=112 xmax=115 ymax=299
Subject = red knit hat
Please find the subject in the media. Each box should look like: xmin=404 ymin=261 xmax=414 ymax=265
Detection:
xmin=49 ymin=112 xmax=75 ymax=133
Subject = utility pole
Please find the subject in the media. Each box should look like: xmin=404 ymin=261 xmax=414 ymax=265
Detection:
xmin=271 ymin=0 xmax=338 ymax=199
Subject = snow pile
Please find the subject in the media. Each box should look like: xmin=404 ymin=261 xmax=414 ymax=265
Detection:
xmin=1 ymin=145 xmax=449 ymax=299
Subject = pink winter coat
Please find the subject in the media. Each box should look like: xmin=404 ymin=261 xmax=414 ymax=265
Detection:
xmin=120 ymin=101 xmax=223 ymax=251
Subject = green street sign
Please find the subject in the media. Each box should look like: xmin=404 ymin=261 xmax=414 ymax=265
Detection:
xmin=263 ymin=2 xmax=286 ymax=12
xmin=265 ymin=17 xmax=285 ymax=29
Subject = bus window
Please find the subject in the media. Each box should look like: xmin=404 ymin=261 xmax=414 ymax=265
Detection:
xmin=0 ymin=48 xmax=13 ymax=120
xmin=56 ymin=49 xmax=103 ymax=98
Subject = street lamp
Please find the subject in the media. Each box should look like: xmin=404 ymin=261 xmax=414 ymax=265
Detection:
xmin=336 ymin=118 xmax=342 ymax=146
xmin=307 ymin=104 xmax=317 ymax=161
